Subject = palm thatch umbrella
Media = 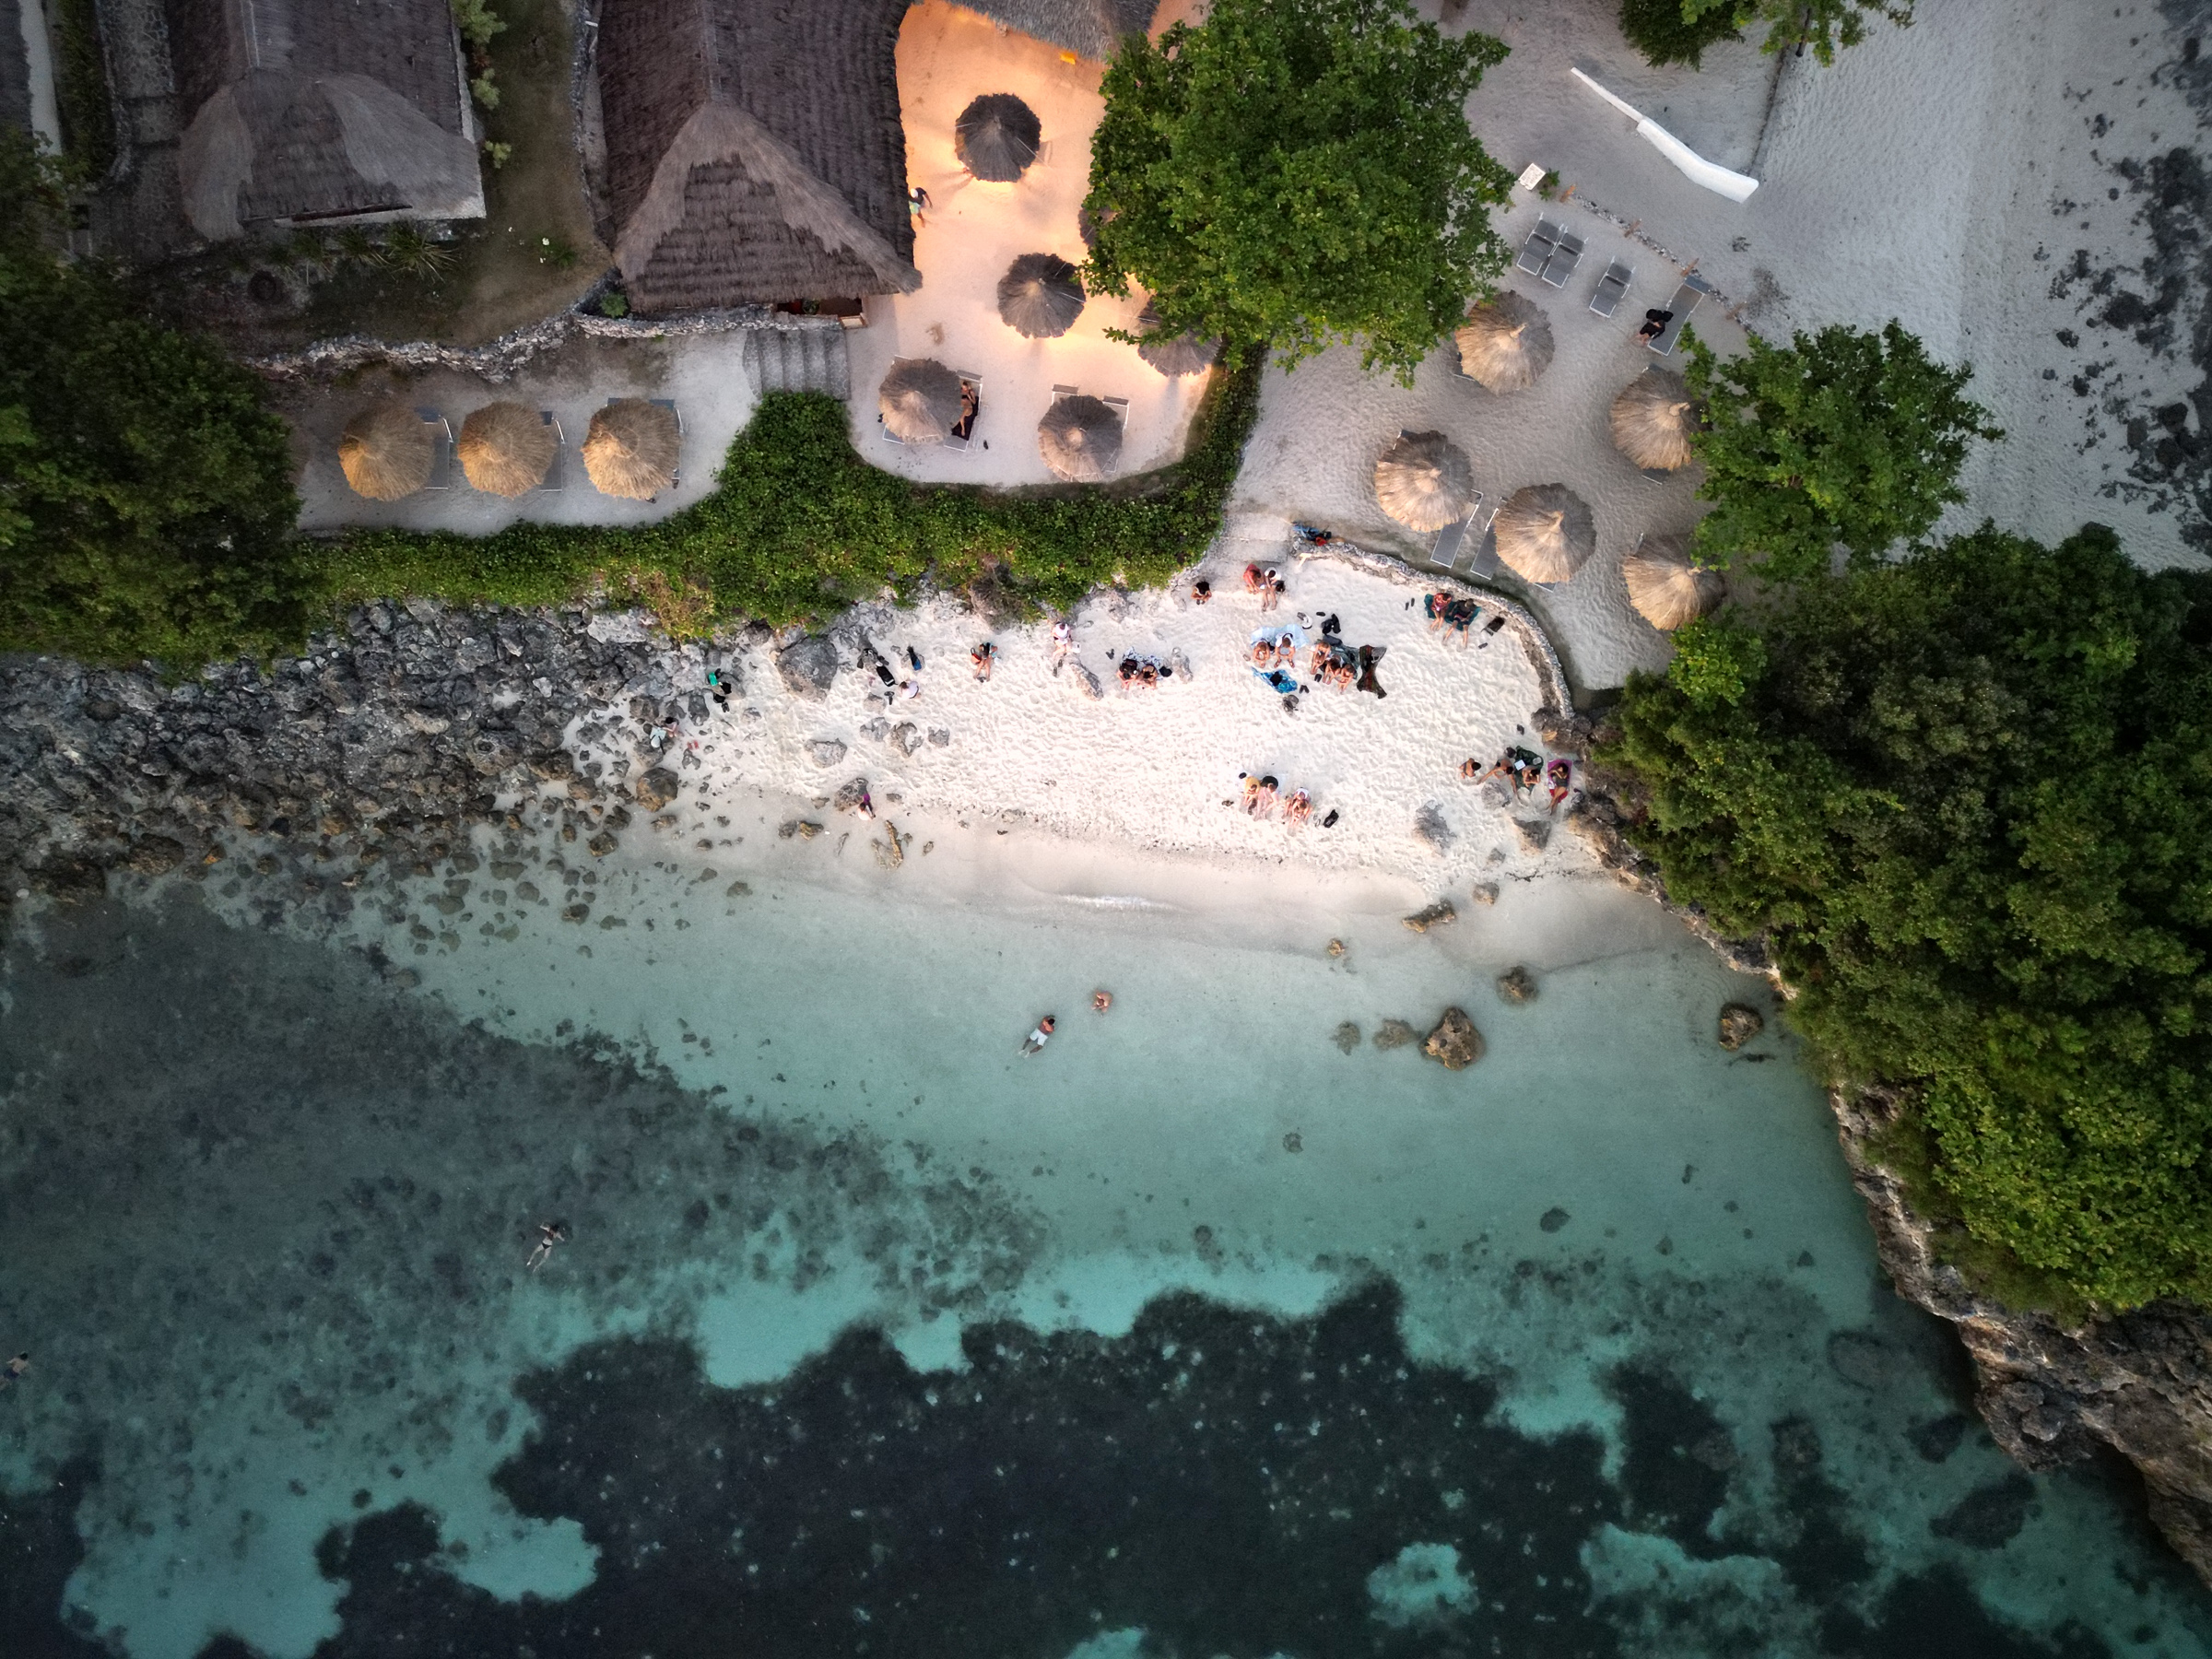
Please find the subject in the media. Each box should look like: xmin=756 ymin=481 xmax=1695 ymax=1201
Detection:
xmin=1610 ymin=368 xmax=1699 ymax=471
xmin=582 ymin=399 xmax=680 ymax=500
xmin=1135 ymin=303 xmax=1218 ymax=377
xmin=1038 ymin=394 xmax=1123 ymax=483
xmin=956 ymin=93 xmax=1041 ymax=182
xmin=1494 ymin=483 xmax=1596 ymax=585
xmin=1372 ymin=430 xmax=1475 ymax=534
xmin=457 ymin=401 xmax=557 ymax=497
xmin=997 ymin=253 xmax=1085 ymax=338
xmin=878 ymin=358 xmax=964 ymax=443
xmin=1623 ymin=532 xmax=1726 ymax=630
xmin=337 ymin=404 xmax=433 ymax=500
xmin=1454 ymin=291 xmax=1555 ymax=394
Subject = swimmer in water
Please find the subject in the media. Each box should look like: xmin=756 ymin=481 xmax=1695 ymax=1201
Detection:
xmin=1018 ymin=1015 xmax=1057 ymax=1055
xmin=1092 ymin=990 xmax=1112 ymax=1013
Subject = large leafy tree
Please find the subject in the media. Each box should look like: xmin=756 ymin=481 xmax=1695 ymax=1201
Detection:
xmin=1601 ymin=525 xmax=2212 ymax=1308
xmin=1684 ymin=320 xmax=2001 ymax=582
xmin=0 ymin=135 xmax=310 ymax=665
xmin=1677 ymin=0 xmax=1912 ymax=65
xmin=1082 ymin=0 xmax=1515 ymax=380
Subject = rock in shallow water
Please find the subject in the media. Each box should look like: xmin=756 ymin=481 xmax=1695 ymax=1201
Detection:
xmin=1403 ymin=901 xmax=1455 ymax=934
xmin=1496 ymin=965 xmax=1537 ymax=1004
xmin=1331 ymin=1021 xmax=1361 ymax=1053
xmin=1372 ymin=1019 xmax=1418 ymax=1051
xmin=1719 ymin=1003 xmax=1765 ymax=1050
xmin=1423 ymin=1007 xmax=1484 ymax=1069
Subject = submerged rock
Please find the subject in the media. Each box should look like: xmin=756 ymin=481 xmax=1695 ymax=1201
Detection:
xmin=1469 ymin=881 xmax=1499 ymax=906
xmin=1372 ymin=1019 xmax=1418 ymax=1052
xmin=778 ymin=820 xmax=823 ymax=841
xmin=1718 ymin=1003 xmax=1765 ymax=1050
xmin=1331 ymin=1021 xmax=1361 ymax=1053
xmin=1402 ymin=900 xmax=1456 ymax=934
xmin=776 ymin=634 xmax=841 ymax=700
xmin=1496 ymin=965 xmax=1537 ymax=1004
xmin=1422 ymin=1008 xmax=1484 ymax=1070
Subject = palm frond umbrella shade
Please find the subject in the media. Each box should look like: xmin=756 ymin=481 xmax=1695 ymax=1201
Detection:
xmin=1372 ymin=430 xmax=1476 ymax=534
xmin=1494 ymin=483 xmax=1597 ymax=585
xmin=956 ymin=93 xmax=1041 ymax=182
xmin=997 ymin=253 xmax=1086 ymax=338
xmin=582 ymin=399 xmax=681 ymax=500
xmin=1623 ymin=532 xmax=1726 ymax=630
xmin=1038 ymin=394 xmax=1123 ymax=483
xmin=457 ymin=401 xmax=557 ymax=497
xmin=1135 ymin=303 xmax=1219 ymax=377
xmin=1454 ymin=291 xmax=1555 ymax=394
xmin=879 ymin=358 xmax=965 ymax=443
xmin=1611 ymin=368 xmax=1700 ymax=471
xmin=337 ymin=404 xmax=433 ymax=500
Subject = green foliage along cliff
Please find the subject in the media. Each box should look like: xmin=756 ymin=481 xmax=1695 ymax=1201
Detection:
xmin=1082 ymin=0 xmax=1515 ymax=381
xmin=1603 ymin=525 xmax=2212 ymax=1309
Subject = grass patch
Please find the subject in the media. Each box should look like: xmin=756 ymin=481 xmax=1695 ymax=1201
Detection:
xmin=331 ymin=366 xmax=1262 ymax=629
xmin=47 ymin=0 xmax=114 ymax=176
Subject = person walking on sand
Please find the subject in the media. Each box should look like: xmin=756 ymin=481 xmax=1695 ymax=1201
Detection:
xmin=526 ymin=1222 xmax=568 ymax=1272
xmin=0 ymin=1353 xmax=28 ymax=1390
xmin=1019 ymin=1015 xmax=1057 ymax=1055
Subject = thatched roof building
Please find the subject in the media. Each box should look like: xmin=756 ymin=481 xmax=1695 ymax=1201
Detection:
xmin=583 ymin=399 xmax=682 ymax=500
xmin=1494 ymin=483 xmax=1596 ymax=586
xmin=1455 ymin=292 xmax=1553 ymax=394
xmin=1039 ymin=394 xmax=1122 ymax=482
xmin=167 ymin=0 xmax=485 ymax=241
xmin=599 ymin=0 xmax=919 ymax=314
xmin=1610 ymin=367 xmax=1699 ymax=472
xmin=1623 ymin=533 xmax=1725 ymax=630
xmin=954 ymin=0 xmax=1161 ymax=62
xmin=338 ymin=405 xmax=434 ymax=500
xmin=1373 ymin=431 xmax=1475 ymax=534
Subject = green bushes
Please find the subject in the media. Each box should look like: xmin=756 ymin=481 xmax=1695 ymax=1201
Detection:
xmin=1618 ymin=0 xmax=1742 ymax=67
xmin=334 ymin=365 xmax=1261 ymax=630
xmin=1601 ymin=526 xmax=2212 ymax=1309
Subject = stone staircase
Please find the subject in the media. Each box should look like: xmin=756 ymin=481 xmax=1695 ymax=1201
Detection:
xmin=741 ymin=325 xmax=852 ymax=400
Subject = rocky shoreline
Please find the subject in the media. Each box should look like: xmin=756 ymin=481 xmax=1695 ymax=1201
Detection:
xmin=1562 ymin=735 xmax=2212 ymax=1587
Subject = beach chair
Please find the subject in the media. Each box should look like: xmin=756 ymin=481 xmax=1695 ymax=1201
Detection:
xmin=1515 ymin=220 xmax=1559 ymax=277
xmin=1100 ymin=394 xmax=1130 ymax=434
xmin=651 ymin=396 xmax=684 ymax=486
xmin=1588 ymin=261 xmax=1632 ymax=318
xmin=534 ymin=411 xmax=566 ymax=492
xmin=415 ymin=408 xmax=453 ymax=490
xmin=1646 ymin=276 xmax=1712 ymax=357
xmin=1540 ymin=229 xmax=1584 ymax=288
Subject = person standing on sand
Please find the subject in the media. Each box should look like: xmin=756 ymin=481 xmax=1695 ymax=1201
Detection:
xmin=1019 ymin=1016 xmax=1056 ymax=1055
xmin=526 ymin=1222 xmax=568 ymax=1272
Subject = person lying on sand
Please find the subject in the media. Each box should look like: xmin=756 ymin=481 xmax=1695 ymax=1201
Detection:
xmin=1265 ymin=571 xmax=1287 ymax=611
xmin=1193 ymin=580 xmax=1212 ymax=606
xmin=1547 ymin=759 xmax=1574 ymax=814
xmin=1019 ymin=1016 xmax=1057 ymax=1055
xmin=971 ymin=641 xmax=995 ymax=680
xmin=1283 ymin=790 xmax=1313 ymax=826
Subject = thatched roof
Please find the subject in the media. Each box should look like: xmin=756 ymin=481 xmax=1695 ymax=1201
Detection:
xmin=952 ymin=0 xmax=1161 ymax=61
xmin=338 ymin=405 xmax=432 ymax=501
xmin=1494 ymin=483 xmax=1596 ymax=585
xmin=1136 ymin=303 xmax=1218 ymax=377
xmin=166 ymin=0 xmax=483 ymax=241
xmin=583 ymin=400 xmax=681 ymax=500
xmin=955 ymin=94 xmax=1041 ymax=182
xmin=1454 ymin=291 xmax=1554 ymax=394
xmin=599 ymin=0 xmax=918 ymax=314
xmin=459 ymin=403 xmax=558 ymax=498
xmin=1039 ymin=394 xmax=1123 ymax=482
xmin=880 ymin=358 xmax=964 ymax=442
xmin=1610 ymin=367 xmax=1699 ymax=471
xmin=997 ymin=252 xmax=1085 ymax=337
xmin=1373 ymin=431 xmax=1475 ymax=534
xmin=1623 ymin=533 xmax=1725 ymax=630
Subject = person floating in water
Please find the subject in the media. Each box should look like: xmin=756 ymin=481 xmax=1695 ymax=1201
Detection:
xmin=1018 ymin=1016 xmax=1056 ymax=1055
xmin=0 ymin=1353 xmax=28 ymax=1390
xmin=1092 ymin=990 xmax=1112 ymax=1013
xmin=526 ymin=1222 xmax=568 ymax=1272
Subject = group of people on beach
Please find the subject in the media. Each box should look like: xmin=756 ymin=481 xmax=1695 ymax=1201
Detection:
xmin=1467 ymin=747 xmax=1573 ymax=813
xmin=861 ymin=639 xmax=924 ymax=706
xmin=1233 ymin=771 xmax=1323 ymax=827
xmin=1112 ymin=648 xmax=1180 ymax=691
xmin=1017 ymin=989 xmax=1112 ymax=1055
xmin=1243 ymin=562 xmax=1288 ymax=611
xmin=1423 ymin=591 xmax=1507 ymax=649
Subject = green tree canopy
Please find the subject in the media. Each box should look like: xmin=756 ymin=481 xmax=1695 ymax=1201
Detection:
xmin=1601 ymin=525 xmax=2212 ymax=1308
xmin=1679 ymin=0 xmax=1912 ymax=65
xmin=1082 ymin=0 xmax=1514 ymax=381
xmin=0 ymin=135 xmax=310 ymax=665
xmin=1618 ymin=0 xmax=1743 ymax=68
xmin=1684 ymin=319 xmax=2002 ymax=582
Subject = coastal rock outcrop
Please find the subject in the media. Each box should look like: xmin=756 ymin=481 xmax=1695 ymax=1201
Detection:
xmin=776 ymin=634 xmax=841 ymax=700
xmin=1718 ymin=1004 xmax=1764 ymax=1049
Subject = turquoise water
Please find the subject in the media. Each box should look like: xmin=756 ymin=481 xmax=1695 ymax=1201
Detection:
xmin=1 ymin=833 xmax=2207 ymax=1657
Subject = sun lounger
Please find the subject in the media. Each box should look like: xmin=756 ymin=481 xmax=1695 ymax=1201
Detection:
xmin=415 ymin=408 xmax=453 ymax=490
xmin=650 ymin=396 xmax=684 ymax=485
xmin=1540 ymin=229 xmax=1584 ymax=288
xmin=535 ymin=411 xmax=566 ymax=492
xmin=1646 ymin=276 xmax=1712 ymax=357
xmin=1515 ymin=220 xmax=1559 ymax=277
xmin=947 ymin=370 xmax=982 ymax=450
xmin=1588 ymin=261 xmax=1632 ymax=318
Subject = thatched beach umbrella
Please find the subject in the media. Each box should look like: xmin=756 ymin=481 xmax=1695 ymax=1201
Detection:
xmin=1038 ymin=394 xmax=1123 ymax=482
xmin=337 ymin=404 xmax=432 ymax=500
xmin=457 ymin=401 xmax=556 ymax=497
xmin=1373 ymin=430 xmax=1475 ymax=534
xmin=879 ymin=358 xmax=964 ymax=443
xmin=1611 ymin=367 xmax=1699 ymax=471
xmin=582 ymin=398 xmax=680 ymax=500
xmin=1454 ymin=291 xmax=1555 ymax=394
xmin=1623 ymin=532 xmax=1725 ymax=630
xmin=956 ymin=93 xmax=1041 ymax=182
xmin=1494 ymin=483 xmax=1596 ymax=585
xmin=997 ymin=253 xmax=1085 ymax=338
xmin=1135 ymin=303 xmax=1218 ymax=377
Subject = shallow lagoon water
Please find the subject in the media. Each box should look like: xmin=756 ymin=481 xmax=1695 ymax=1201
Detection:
xmin=2 ymin=829 xmax=2209 ymax=1658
